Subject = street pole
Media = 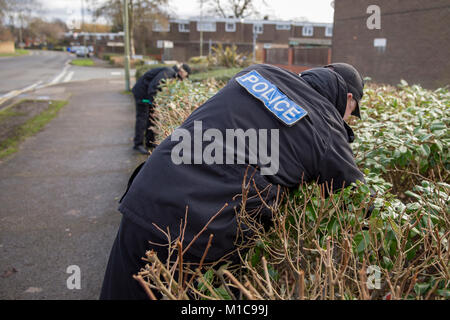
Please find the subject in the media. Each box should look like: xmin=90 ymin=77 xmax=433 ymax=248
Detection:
xmin=253 ymin=32 xmax=257 ymax=63
xmin=123 ymin=0 xmax=131 ymax=92
xmin=200 ymin=30 xmax=203 ymax=57
xmin=199 ymin=1 xmax=203 ymax=57
xmin=81 ymin=0 xmax=87 ymax=58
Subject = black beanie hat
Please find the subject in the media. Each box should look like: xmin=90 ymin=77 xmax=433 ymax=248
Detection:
xmin=181 ymin=63 xmax=192 ymax=75
xmin=324 ymin=63 xmax=364 ymax=118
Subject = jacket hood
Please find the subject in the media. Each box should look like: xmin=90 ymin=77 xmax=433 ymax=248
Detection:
xmin=300 ymin=67 xmax=348 ymax=118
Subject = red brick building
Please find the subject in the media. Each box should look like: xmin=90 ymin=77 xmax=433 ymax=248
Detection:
xmin=65 ymin=17 xmax=333 ymax=64
xmin=332 ymin=0 xmax=450 ymax=89
xmin=153 ymin=17 xmax=333 ymax=62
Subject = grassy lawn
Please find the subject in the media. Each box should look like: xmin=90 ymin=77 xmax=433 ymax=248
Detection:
xmin=0 ymin=49 xmax=30 ymax=57
xmin=70 ymin=58 xmax=94 ymax=66
xmin=135 ymin=64 xmax=243 ymax=82
xmin=0 ymin=109 xmax=24 ymax=123
xmin=189 ymin=67 xmax=242 ymax=82
xmin=0 ymin=99 xmax=68 ymax=159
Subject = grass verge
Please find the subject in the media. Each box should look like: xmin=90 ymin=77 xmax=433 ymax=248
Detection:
xmin=189 ymin=67 xmax=242 ymax=82
xmin=70 ymin=58 xmax=94 ymax=66
xmin=0 ymin=49 xmax=30 ymax=57
xmin=0 ymin=99 xmax=68 ymax=159
xmin=135 ymin=63 xmax=243 ymax=83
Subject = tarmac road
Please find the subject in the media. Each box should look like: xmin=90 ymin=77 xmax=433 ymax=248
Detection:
xmin=0 ymin=50 xmax=70 ymax=95
xmin=0 ymin=78 xmax=147 ymax=299
xmin=0 ymin=50 xmax=129 ymax=106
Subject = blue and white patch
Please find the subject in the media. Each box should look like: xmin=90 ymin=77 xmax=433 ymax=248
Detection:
xmin=236 ymin=70 xmax=307 ymax=126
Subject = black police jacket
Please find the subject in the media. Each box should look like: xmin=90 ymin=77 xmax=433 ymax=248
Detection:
xmin=131 ymin=66 xmax=177 ymax=102
xmin=120 ymin=64 xmax=365 ymax=261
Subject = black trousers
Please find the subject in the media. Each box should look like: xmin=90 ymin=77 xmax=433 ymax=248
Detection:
xmin=133 ymin=100 xmax=156 ymax=148
xmin=100 ymin=215 xmax=166 ymax=300
xmin=100 ymin=215 xmax=242 ymax=300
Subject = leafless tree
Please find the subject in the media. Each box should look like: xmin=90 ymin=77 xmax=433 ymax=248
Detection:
xmin=25 ymin=17 xmax=67 ymax=45
xmin=206 ymin=0 xmax=265 ymax=19
xmin=0 ymin=0 xmax=7 ymax=24
xmin=94 ymin=0 xmax=168 ymax=56
xmin=2 ymin=0 xmax=38 ymax=44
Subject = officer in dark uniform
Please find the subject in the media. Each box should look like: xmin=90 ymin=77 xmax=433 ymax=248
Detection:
xmin=100 ymin=62 xmax=365 ymax=299
xmin=131 ymin=63 xmax=191 ymax=154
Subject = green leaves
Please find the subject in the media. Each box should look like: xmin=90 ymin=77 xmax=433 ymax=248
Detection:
xmin=354 ymin=84 xmax=449 ymax=177
xmin=196 ymin=269 xmax=232 ymax=300
xmin=430 ymin=122 xmax=447 ymax=132
xmin=151 ymin=77 xmax=449 ymax=300
xmin=197 ymin=269 xmax=214 ymax=293
xmin=414 ymin=283 xmax=431 ymax=296
xmin=354 ymin=230 xmax=370 ymax=254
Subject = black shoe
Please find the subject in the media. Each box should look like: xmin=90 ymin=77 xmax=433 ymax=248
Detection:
xmin=133 ymin=145 xmax=149 ymax=155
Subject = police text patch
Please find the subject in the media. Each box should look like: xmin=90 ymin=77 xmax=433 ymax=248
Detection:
xmin=236 ymin=70 xmax=307 ymax=126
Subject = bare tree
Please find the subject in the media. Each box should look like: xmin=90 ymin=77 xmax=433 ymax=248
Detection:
xmin=2 ymin=0 xmax=38 ymax=44
xmin=0 ymin=1 xmax=13 ymax=41
xmin=206 ymin=0 xmax=264 ymax=18
xmin=25 ymin=17 xmax=67 ymax=45
xmin=0 ymin=0 xmax=7 ymax=24
xmin=94 ymin=0 xmax=168 ymax=56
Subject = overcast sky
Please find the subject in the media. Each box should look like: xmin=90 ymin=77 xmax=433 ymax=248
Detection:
xmin=39 ymin=0 xmax=334 ymax=24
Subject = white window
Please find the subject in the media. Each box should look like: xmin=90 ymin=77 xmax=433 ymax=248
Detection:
xmin=225 ymin=22 xmax=236 ymax=32
xmin=109 ymin=34 xmax=115 ymax=40
xmin=178 ymin=23 xmax=190 ymax=33
xmin=302 ymin=25 xmax=314 ymax=37
xmin=197 ymin=21 xmax=216 ymax=32
xmin=276 ymin=23 xmax=291 ymax=30
xmin=374 ymin=38 xmax=387 ymax=47
xmin=153 ymin=21 xmax=170 ymax=32
xmin=325 ymin=26 xmax=333 ymax=37
xmin=253 ymin=23 xmax=263 ymax=34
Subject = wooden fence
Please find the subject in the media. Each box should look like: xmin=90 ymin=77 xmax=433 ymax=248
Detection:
xmin=263 ymin=47 xmax=331 ymax=73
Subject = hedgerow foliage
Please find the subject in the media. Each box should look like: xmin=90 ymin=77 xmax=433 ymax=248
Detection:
xmin=134 ymin=78 xmax=449 ymax=300
xmin=352 ymin=82 xmax=449 ymax=196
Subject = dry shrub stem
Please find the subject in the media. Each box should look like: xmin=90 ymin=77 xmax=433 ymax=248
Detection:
xmin=133 ymin=80 xmax=449 ymax=300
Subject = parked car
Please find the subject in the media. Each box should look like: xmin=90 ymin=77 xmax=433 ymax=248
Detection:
xmin=75 ymin=46 xmax=91 ymax=58
xmin=69 ymin=45 xmax=80 ymax=53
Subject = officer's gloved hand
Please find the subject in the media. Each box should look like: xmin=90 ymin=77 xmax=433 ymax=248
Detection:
xmin=365 ymin=187 xmax=376 ymax=218
xmin=365 ymin=203 xmax=375 ymax=219
xmin=362 ymin=188 xmax=376 ymax=230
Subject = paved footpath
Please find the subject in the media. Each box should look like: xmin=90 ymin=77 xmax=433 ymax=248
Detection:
xmin=0 ymin=79 xmax=147 ymax=299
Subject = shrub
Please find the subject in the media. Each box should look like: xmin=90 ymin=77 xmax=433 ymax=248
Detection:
xmin=189 ymin=67 xmax=243 ymax=83
xmin=208 ymin=43 xmax=252 ymax=68
xmin=101 ymin=53 xmax=119 ymax=62
xmin=152 ymin=79 xmax=223 ymax=142
xmin=136 ymin=65 xmax=242 ymax=84
xmin=136 ymin=78 xmax=449 ymax=300
xmin=133 ymin=59 xmax=146 ymax=68
xmin=352 ymin=81 xmax=449 ymax=198
xmin=189 ymin=56 xmax=209 ymax=64
xmin=134 ymin=63 xmax=169 ymax=81
xmin=188 ymin=63 xmax=210 ymax=74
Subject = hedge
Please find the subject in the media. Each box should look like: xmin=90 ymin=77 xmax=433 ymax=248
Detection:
xmin=135 ymin=77 xmax=449 ymax=300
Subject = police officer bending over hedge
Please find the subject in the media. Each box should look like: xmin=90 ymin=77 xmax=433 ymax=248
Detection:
xmin=131 ymin=63 xmax=191 ymax=154
xmin=100 ymin=62 xmax=365 ymax=299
